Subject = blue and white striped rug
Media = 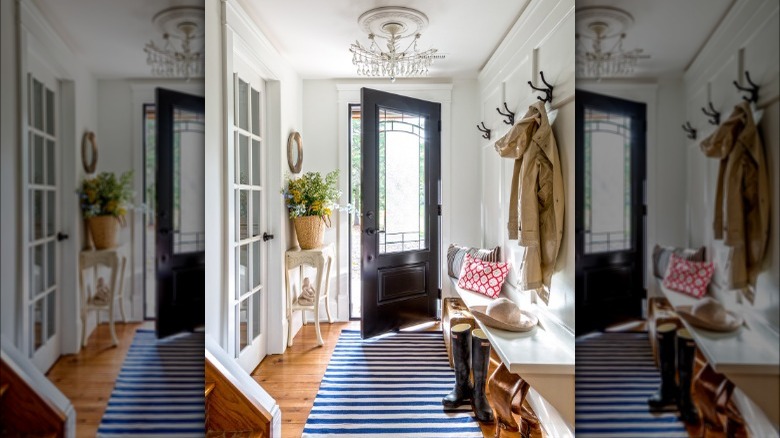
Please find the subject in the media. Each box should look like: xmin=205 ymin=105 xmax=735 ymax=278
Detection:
xmin=575 ymin=331 xmax=688 ymax=437
xmin=303 ymin=329 xmax=483 ymax=437
xmin=97 ymin=329 xmax=205 ymax=437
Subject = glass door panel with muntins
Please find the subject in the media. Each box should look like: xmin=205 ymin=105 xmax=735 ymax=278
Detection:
xmin=377 ymin=108 xmax=427 ymax=254
xmin=172 ymin=108 xmax=205 ymax=254
xmin=583 ymin=107 xmax=632 ymax=254
xmin=231 ymin=68 xmax=267 ymax=370
xmin=25 ymin=68 xmax=60 ymax=372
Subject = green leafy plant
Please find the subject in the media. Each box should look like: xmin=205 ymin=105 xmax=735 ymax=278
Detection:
xmin=281 ymin=170 xmax=342 ymax=218
xmin=77 ymin=171 xmax=133 ymax=220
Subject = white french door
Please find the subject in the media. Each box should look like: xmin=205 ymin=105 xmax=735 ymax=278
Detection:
xmin=24 ymin=56 xmax=61 ymax=372
xmin=230 ymin=55 xmax=268 ymax=372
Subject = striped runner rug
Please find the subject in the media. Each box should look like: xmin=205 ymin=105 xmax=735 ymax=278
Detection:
xmin=303 ymin=329 xmax=483 ymax=437
xmin=575 ymin=331 xmax=688 ymax=437
xmin=97 ymin=329 xmax=205 ymax=438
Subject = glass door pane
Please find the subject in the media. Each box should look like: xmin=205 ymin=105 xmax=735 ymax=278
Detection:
xmin=583 ymin=107 xmax=632 ymax=254
xmin=172 ymin=107 xmax=205 ymax=254
xmin=232 ymin=71 xmax=265 ymax=366
xmin=377 ymin=107 xmax=426 ymax=254
xmin=26 ymin=71 xmax=59 ymax=371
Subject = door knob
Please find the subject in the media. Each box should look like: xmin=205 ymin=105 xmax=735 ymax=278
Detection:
xmin=263 ymin=232 xmax=274 ymax=241
xmin=56 ymin=232 xmax=69 ymax=241
xmin=365 ymin=227 xmax=377 ymax=235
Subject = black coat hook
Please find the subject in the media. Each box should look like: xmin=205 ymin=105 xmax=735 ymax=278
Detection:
xmin=682 ymin=121 xmax=697 ymax=140
xmin=733 ymin=71 xmax=759 ymax=103
xmin=477 ymin=122 xmax=491 ymax=140
xmin=496 ymin=102 xmax=515 ymax=125
xmin=528 ymin=71 xmax=554 ymax=103
xmin=701 ymin=102 xmax=720 ymax=125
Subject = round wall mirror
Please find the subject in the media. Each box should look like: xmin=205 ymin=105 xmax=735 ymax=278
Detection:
xmin=287 ymin=131 xmax=303 ymax=173
xmin=81 ymin=131 xmax=98 ymax=174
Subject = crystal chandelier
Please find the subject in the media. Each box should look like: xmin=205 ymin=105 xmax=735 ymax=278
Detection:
xmin=144 ymin=7 xmax=204 ymax=80
xmin=575 ymin=7 xmax=649 ymax=80
xmin=349 ymin=7 xmax=444 ymax=81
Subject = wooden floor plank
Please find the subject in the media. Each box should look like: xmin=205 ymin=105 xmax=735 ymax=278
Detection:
xmin=45 ymin=321 xmax=149 ymax=438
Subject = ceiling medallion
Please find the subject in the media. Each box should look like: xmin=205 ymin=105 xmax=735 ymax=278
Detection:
xmin=144 ymin=6 xmax=205 ymax=80
xmin=575 ymin=6 xmax=649 ymax=80
xmin=349 ymin=7 xmax=445 ymax=82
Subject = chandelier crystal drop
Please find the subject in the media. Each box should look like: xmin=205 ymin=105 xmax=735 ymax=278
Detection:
xmin=349 ymin=7 xmax=444 ymax=81
xmin=575 ymin=7 xmax=649 ymax=80
xmin=144 ymin=7 xmax=204 ymax=80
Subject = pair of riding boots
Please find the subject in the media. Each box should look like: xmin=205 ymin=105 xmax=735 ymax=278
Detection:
xmin=442 ymin=324 xmax=494 ymax=423
xmin=648 ymin=323 xmax=699 ymax=424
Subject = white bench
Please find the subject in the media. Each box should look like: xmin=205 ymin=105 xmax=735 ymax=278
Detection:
xmin=658 ymin=279 xmax=779 ymax=433
xmin=450 ymin=278 xmax=575 ymax=436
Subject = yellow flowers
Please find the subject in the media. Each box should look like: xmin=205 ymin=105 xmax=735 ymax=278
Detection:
xmin=282 ymin=170 xmax=341 ymax=219
xmin=77 ymin=171 xmax=133 ymax=219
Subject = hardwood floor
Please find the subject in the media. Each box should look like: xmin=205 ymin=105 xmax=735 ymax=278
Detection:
xmin=46 ymin=321 xmax=150 ymax=438
xmin=252 ymin=320 xmax=533 ymax=438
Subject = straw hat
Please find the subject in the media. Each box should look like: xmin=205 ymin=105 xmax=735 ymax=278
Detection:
xmin=470 ymin=298 xmax=538 ymax=332
xmin=676 ymin=297 xmax=743 ymax=332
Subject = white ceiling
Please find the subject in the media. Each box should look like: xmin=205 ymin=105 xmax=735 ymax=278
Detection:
xmin=33 ymin=0 xmax=204 ymax=79
xmin=32 ymin=0 xmax=736 ymax=81
xmin=576 ymin=0 xmax=735 ymax=79
xmin=238 ymin=0 xmax=531 ymax=79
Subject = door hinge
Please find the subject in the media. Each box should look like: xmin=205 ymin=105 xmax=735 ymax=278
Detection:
xmin=438 ymin=288 xmax=442 ymax=299
xmin=437 ymin=204 xmax=442 ymax=216
xmin=438 ymin=120 xmax=441 ymax=132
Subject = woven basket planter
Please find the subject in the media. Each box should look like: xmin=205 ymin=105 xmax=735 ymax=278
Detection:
xmin=293 ymin=215 xmax=329 ymax=250
xmin=88 ymin=215 xmax=119 ymax=249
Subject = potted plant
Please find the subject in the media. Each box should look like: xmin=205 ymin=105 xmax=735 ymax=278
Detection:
xmin=282 ymin=170 xmax=341 ymax=249
xmin=78 ymin=171 xmax=133 ymax=249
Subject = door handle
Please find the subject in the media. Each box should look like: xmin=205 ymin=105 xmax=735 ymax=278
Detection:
xmin=365 ymin=228 xmax=385 ymax=235
xmin=263 ymin=232 xmax=274 ymax=242
xmin=57 ymin=232 xmax=69 ymax=241
xmin=159 ymin=227 xmax=171 ymax=235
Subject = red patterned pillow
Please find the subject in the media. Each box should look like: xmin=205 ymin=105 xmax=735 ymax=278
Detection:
xmin=457 ymin=254 xmax=510 ymax=299
xmin=662 ymin=253 xmax=714 ymax=298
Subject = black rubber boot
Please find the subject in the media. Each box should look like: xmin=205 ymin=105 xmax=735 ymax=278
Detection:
xmin=471 ymin=329 xmax=495 ymax=423
xmin=677 ymin=328 xmax=699 ymax=424
xmin=443 ymin=323 xmax=472 ymax=408
xmin=648 ymin=323 xmax=679 ymax=410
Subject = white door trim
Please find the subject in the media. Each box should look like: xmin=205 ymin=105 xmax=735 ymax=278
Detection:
xmin=221 ymin=0 xmax=285 ymax=360
xmin=18 ymin=0 xmax=79 ymax=359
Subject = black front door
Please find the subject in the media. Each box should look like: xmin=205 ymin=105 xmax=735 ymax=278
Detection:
xmin=575 ymin=90 xmax=646 ymax=335
xmin=155 ymin=88 xmax=205 ymax=338
xmin=360 ymin=88 xmax=441 ymax=339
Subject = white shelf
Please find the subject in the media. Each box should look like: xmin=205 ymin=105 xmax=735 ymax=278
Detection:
xmin=453 ymin=284 xmax=575 ymax=375
xmin=450 ymin=278 xmax=575 ymax=428
xmin=659 ymin=281 xmax=780 ymax=375
xmin=659 ymin=280 xmax=780 ymax=428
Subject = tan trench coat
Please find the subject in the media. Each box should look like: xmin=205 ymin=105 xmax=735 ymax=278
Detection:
xmin=494 ymin=101 xmax=564 ymax=304
xmin=700 ymin=101 xmax=770 ymax=293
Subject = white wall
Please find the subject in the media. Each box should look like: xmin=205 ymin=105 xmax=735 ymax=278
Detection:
xmin=1 ymin=0 xmax=21 ymax=345
xmin=477 ymin=0 xmax=576 ymax=330
xmin=95 ymin=79 xmax=204 ymax=325
xmin=683 ymin=0 xmax=779 ymax=328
